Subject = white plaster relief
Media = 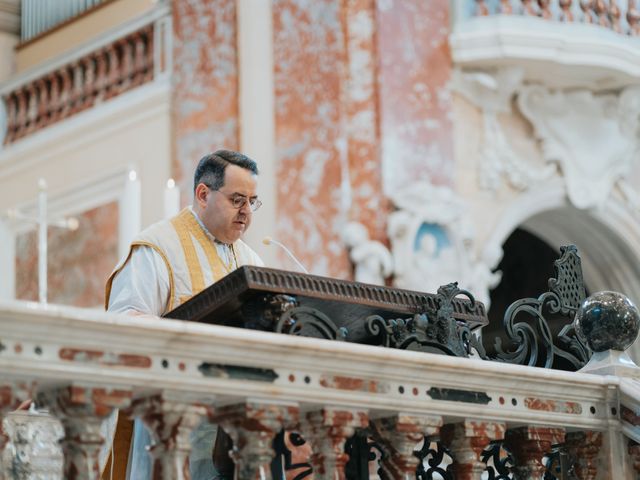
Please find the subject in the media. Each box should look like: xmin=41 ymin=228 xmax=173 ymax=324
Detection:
xmin=342 ymin=222 xmax=393 ymax=286
xmin=386 ymin=182 xmax=501 ymax=307
xmin=517 ymin=85 xmax=640 ymax=209
xmin=452 ymin=67 xmax=556 ymax=192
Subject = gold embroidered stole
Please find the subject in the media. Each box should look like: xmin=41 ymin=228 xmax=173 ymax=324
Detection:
xmin=170 ymin=208 xmax=233 ymax=304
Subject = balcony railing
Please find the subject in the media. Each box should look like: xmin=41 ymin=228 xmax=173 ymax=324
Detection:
xmin=3 ymin=25 xmax=153 ymax=145
xmin=0 ymin=5 xmax=171 ymax=147
xmin=465 ymin=0 xmax=640 ymax=35
xmin=2 ymin=246 xmax=640 ymax=478
xmin=0 ymin=300 xmax=639 ymax=479
xmin=451 ymin=0 xmax=640 ymax=90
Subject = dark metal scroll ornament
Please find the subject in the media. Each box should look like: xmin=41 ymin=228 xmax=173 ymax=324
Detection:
xmin=271 ymin=430 xmax=313 ymax=480
xmin=366 ymin=283 xmax=474 ymax=357
xmin=543 ymin=443 xmax=578 ymax=480
xmin=344 ymin=431 xmax=384 ymax=480
xmin=481 ymin=440 xmax=514 ymax=480
xmin=275 ymin=306 xmax=348 ymax=341
xmin=471 ymin=245 xmax=592 ymax=369
xmin=415 ymin=439 xmax=454 ymax=480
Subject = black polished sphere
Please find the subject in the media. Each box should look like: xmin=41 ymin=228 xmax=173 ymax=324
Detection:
xmin=574 ymin=291 xmax=640 ymax=352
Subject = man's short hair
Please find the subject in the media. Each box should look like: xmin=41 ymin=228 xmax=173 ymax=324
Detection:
xmin=193 ymin=150 xmax=259 ymax=192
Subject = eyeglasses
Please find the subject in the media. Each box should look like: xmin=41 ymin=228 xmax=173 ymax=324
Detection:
xmin=205 ymin=184 xmax=262 ymax=212
xmin=225 ymin=193 xmax=262 ymax=212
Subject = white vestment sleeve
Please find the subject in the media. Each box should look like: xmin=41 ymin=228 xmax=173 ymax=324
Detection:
xmin=107 ymin=246 xmax=171 ymax=316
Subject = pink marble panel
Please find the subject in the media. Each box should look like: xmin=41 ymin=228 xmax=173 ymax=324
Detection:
xmin=15 ymin=202 xmax=118 ymax=307
xmin=344 ymin=0 xmax=388 ymax=242
xmin=274 ymin=0 xmax=350 ymax=278
xmin=274 ymin=0 xmax=386 ymax=278
xmin=376 ymin=0 xmax=455 ymax=192
xmin=172 ymin=0 xmax=239 ymax=201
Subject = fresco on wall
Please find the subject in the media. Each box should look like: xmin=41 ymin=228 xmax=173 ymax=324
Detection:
xmin=15 ymin=202 xmax=118 ymax=308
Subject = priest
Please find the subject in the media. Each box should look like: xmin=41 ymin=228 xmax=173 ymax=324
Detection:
xmin=103 ymin=149 xmax=264 ymax=479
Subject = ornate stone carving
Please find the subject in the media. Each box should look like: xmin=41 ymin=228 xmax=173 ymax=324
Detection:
xmin=440 ymin=420 xmax=506 ymax=480
xmin=342 ymin=222 xmax=393 ymax=286
xmin=1 ymin=409 xmax=64 ymax=480
xmin=303 ymin=408 xmax=368 ymax=480
xmin=388 ymin=182 xmax=501 ymax=306
xmin=215 ymin=401 xmax=298 ymax=479
xmin=452 ymin=67 xmax=556 ymax=192
xmin=132 ymin=391 xmax=211 ymax=480
xmin=37 ymin=385 xmax=131 ymax=480
xmin=517 ymin=85 xmax=640 ymax=209
xmin=371 ymin=413 xmax=442 ymax=479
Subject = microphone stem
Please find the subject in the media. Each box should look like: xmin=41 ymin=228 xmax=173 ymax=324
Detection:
xmin=271 ymin=239 xmax=309 ymax=274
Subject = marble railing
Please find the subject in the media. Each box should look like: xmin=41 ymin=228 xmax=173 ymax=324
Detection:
xmin=451 ymin=0 xmax=640 ymax=90
xmin=2 ymin=26 xmax=153 ymax=146
xmin=470 ymin=0 xmax=640 ymax=35
xmin=0 ymin=5 xmax=171 ymax=147
xmin=1 ymin=301 xmax=640 ymax=479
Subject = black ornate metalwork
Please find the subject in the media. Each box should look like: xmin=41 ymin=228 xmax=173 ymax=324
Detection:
xmin=366 ymin=283 xmax=474 ymax=357
xmin=275 ymin=306 xmax=348 ymax=341
xmin=415 ymin=439 xmax=454 ymax=480
xmin=481 ymin=440 xmax=514 ymax=480
xmin=472 ymin=245 xmax=591 ymax=369
xmin=543 ymin=443 xmax=578 ymax=480
xmin=345 ymin=431 xmax=384 ymax=480
xmin=271 ymin=430 xmax=313 ymax=480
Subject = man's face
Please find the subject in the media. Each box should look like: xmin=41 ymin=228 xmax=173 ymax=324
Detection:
xmin=194 ymin=164 xmax=258 ymax=244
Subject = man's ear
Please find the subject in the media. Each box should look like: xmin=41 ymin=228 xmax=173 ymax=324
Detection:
xmin=194 ymin=183 xmax=210 ymax=208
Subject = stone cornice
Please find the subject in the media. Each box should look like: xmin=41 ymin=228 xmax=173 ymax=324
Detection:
xmin=0 ymin=0 xmax=19 ymax=36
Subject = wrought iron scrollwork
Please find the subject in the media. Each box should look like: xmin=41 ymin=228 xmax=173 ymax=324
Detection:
xmin=366 ymin=283 xmax=474 ymax=357
xmin=345 ymin=431 xmax=384 ymax=480
xmin=271 ymin=429 xmax=314 ymax=480
xmin=415 ymin=438 xmax=454 ymax=480
xmin=481 ymin=440 xmax=514 ymax=480
xmin=476 ymin=245 xmax=592 ymax=369
xmin=275 ymin=306 xmax=348 ymax=341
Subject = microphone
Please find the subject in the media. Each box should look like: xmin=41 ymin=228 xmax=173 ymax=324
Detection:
xmin=262 ymin=236 xmax=309 ymax=274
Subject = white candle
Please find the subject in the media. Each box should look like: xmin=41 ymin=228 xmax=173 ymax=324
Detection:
xmin=37 ymin=178 xmax=47 ymax=304
xmin=119 ymin=170 xmax=141 ymax=258
xmin=164 ymin=178 xmax=180 ymax=219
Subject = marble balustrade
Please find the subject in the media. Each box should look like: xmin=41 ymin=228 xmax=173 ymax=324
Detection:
xmin=0 ymin=301 xmax=639 ymax=479
xmin=1 ymin=24 xmax=155 ymax=146
xmin=472 ymin=0 xmax=640 ymax=34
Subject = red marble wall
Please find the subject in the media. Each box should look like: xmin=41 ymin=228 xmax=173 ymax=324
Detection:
xmin=171 ymin=0 xmax=239 ymax=199
xmin=273 ymin=0 xmax=385 ymax=278
xmin=376 ymin=0 xmax=454 ymax=191
xmin=15 ymin=202 xmax=119 ymax=308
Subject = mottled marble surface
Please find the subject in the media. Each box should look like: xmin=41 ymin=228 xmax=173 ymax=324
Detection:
xmin=377 ymin=0 xmax=454 ymax=192
xmin=273 ymin=0 xmax=351 ymax=278
xmin=172 ymin=0 xmax=239 ymax=201
xmin=15 ymin=202 xmax=118 ymax=308
xmin=271 ymin=0 xmax=454 ymax=278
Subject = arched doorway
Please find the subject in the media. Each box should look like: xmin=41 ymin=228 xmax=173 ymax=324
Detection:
xmin=482 ymin=185 xmax=640 ymax=364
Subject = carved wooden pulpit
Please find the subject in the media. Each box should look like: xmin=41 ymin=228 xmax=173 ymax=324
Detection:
xmin=165 ymin=266 xmax=488 ymax=354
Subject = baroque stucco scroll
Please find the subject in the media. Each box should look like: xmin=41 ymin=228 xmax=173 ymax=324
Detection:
xmin=518 ymin=85 xmax=640 ymax=209
xmin=387 ymin=182 xmax=501 ymax=308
